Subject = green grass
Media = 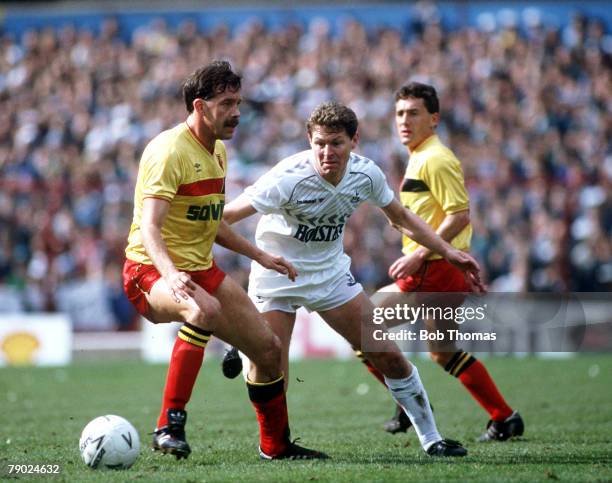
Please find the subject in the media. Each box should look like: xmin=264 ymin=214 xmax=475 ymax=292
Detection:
xmin=1 ymin=356 xmax=611 ymax=482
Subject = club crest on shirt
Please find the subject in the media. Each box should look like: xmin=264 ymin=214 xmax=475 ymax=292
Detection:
xmin=216 ymin=154 xmax=224 ymax=170
xmin=194 ymin=163 xmax=202 ymax=173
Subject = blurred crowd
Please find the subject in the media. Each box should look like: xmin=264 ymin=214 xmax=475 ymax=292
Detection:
xmin=0 ymin=8 xmax=610 ymax=329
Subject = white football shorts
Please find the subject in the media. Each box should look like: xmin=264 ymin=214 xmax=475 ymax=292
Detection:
xmin=248 ymin=266 xmax=363 ymax=313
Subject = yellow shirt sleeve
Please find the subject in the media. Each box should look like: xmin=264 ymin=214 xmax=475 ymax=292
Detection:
xmin=140 ymin=145 xmax=182 ymax=202
xmin=421 ymin=154 xmax=469 ymax=214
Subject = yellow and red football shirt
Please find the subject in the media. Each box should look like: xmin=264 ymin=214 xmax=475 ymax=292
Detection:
xmin=125 ymin=123 xmax=226 ymax=271
xmin=399 ymin=134 xmax=472 ymax=260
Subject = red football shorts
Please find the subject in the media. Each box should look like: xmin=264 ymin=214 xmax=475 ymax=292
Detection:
xmin=395 ymin=258 xmax=470 ymax=293
xmin=122 ymin=259 xmax=226 ymax=317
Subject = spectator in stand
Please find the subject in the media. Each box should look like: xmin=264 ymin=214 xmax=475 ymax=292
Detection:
xmin=0 ymin=9 xmax=609 ymax=328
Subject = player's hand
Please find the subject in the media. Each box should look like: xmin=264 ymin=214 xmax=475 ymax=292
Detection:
xmin=466 ymin=270 xmax=487 ymax=295
xmin=388 ymin=252 xmax=425 ymax=280
xmin=257 ymin=252 xmax=298 ymax=281
xmin=446 ymin=249 xmax=479 ymax=272
xmin=446 ymin=250 xmax=487 ymax=293
xmin=166 ymin=271 xmax=197 ymax=303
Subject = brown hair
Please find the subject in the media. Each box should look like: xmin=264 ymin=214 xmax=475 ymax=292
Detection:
xmin=395 ymin=82 xmax=439 ymax=114
xmin=306 ymin=101 xmax=359 ymax=138
xmin=182 ymin=60 xmax=241 ymax=113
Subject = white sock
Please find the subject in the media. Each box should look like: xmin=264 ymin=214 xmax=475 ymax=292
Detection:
xmin=384 ymin=366 xmax=442 ymax=451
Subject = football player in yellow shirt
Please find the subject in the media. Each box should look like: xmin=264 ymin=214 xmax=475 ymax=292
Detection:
xmin=123 ymin=61 xmax=326 ymax=461
xmin=365 ymin=82 xmax=523 ymax=442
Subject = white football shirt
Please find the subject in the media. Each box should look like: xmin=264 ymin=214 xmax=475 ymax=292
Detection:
xmin=244 ymin=150 xmax=394 ymax=294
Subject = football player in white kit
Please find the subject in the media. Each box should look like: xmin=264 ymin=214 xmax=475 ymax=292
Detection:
xmin=223 ymin=101 xmax=483 ymax=457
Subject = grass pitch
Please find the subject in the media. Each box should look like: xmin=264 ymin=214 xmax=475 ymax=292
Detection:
xmin=1 ymin=355 xmax=611 ymax=482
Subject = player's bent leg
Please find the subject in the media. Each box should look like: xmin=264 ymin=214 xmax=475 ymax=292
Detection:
xmin=146 ymin=277 xmax=221 ymax=329
xmin=353 ymin=348 xmax=413 ymax=436
xmin=145 ymin=279 xmax=223 ymax=460
xmin=221 ymin=310 xmax=296 ymax=383
xmin=222 ymin=310 xmax=295 ymax=386
xmin=211 ymin=276 xmax=327 ymax=460
xmin=364 ymin=283 xmax=415 ymax=434
xmin=353 ymin=347 xmax=410 ymax=434
xmin=319 ymin=293 xmax=466 ymax=457
xmin=424 ymin=318 xmax=521 ymax=441
xmin=320 ymin=292 xmax=409 ymax=376
xmin=210 ymin=275 xmax=283 ymax=381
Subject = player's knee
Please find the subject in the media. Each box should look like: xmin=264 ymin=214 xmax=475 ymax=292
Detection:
xmin=185 ymin=306 xmax=207 ymax=329
xmin=184 ymin=304 xmax=216 ymax=331
xmin=192 ymin=297 xmax=223 ymax=325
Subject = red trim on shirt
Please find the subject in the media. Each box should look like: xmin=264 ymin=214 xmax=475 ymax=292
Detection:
xmin=176 ymin=178 xmax=225 ymax=196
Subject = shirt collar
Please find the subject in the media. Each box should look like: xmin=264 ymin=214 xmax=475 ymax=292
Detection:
xmin=411 ymin=134 xmax=439 ymax=154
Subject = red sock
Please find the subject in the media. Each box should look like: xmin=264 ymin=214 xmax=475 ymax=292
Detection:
xmin=247 ymin=377 xmax=289 ymax=457
xmin=157 ymin=323 xmax=211 ymax=428
xmin=446 ymin=351 xmax=513 ymax=422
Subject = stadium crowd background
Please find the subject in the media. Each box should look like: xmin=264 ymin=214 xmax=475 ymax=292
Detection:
xmin=0 ymin=2 xmax=610 ymax=330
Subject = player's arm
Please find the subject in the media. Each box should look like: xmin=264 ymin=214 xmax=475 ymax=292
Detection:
xmin=381 ymin=199 xmax=481 ymax=278
xmin=140 ymin=197 xmax=197 ymax=302
xmin=222 ymin=193 xmax=257 ymax=225
xmin=386 ymin=208 xmax=482 ymax=290
xmin=416 ymin=154 xmax=471 ymax=260
xmin=410 ymin=209 xmax=470 ymax=260
xmin=381 ymin=198 xmax=455 ymax=257
xmin=215 ymin=220 xmax=297 ymax=281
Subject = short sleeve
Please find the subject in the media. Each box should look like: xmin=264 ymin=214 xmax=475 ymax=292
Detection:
xmin=422 ymin=155 xmax=469 ymax=214
xmin=368 ymin=163 xmax=395 ymax=208
xmin=140 ymin=146 xmax=181 ymax=202
xmin=244 ymin=167 xmax=288 ymax=215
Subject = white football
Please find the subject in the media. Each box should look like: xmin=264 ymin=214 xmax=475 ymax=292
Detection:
xmin=79 ymin=415 xmax=140 ymax=470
